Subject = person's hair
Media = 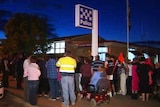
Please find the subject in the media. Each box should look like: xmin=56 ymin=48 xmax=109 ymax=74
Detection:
xmin=105 ymin=53 xmax=110 ymax=57
xmin=139 ymin=56 xmax=146 ymax=62
xmin=98 ymin=66 xmax=105 ymax=72
xmin=48 ymin=54 xmax=55 ymax=59
xmin=65 ymin=51 xmax=72 ymax=56
xmin=95 ymin=55 xmax=100 ymax=60
xmin=84 ymin=57 xmax=90 ymax=63
xmin=30 ymin=55 xmax=37 ymax=63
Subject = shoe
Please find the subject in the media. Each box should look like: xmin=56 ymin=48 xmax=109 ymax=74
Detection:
xmin=61 ymin=103 xmax=69 ymax=107
xmin=24 ymin=103 xmax=31 ymax=107
xmin=48 ymin=98 xmax=56 ymax=101
xmin=139 ymin=95 xmax=142 ymax=98
xmin=44 ymin=94 xmax=49 ymax=97
xmin=56 ymin=97 xmax=60 ymax=100
xmin=38 ymin=94 xmax=42 ymax=97
xmin=122 ymin=93 xmax=126 ymax=96
xmin=71 ymin=102 xmax=75 ymax=105
xmin=107 ymin=92 xmax=112 ymax=97
xmin=117 ymin=90 xmax=122 ymax=95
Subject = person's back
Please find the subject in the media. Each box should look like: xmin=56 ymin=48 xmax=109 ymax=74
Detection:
xmin=56 ymin=51 xmax=76 ymax=107
xmin=57 ymin=56 xmax=76 ymax=75
xmin=91 ymin=55 xmax=104 ymax=73
xmin=156 ymin=68 xmax=160 ymax=84
xmin=46 ymin=56 xmax=57 ymax=79
xmin=89 ymin=66 xmax=106 ymax=91
xmin=97 ymin=77 xmax=108 ymax=93
xmin=80 ymin=57 xmax=92 ymax=90
xmin=90 ymin=72 xmax=102 ymax=88
xmin=27 ymin=55 xmax=41 ymax=106
xmin=81 ymin=58 xmax=92 ymax=77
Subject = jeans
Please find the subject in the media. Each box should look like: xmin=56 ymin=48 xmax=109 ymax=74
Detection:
xmin=74 ymin=73 xmax=82 ymax=92
xmin=24 ymin=77 xmax=29 ymax=102
xmin=38 ymin=78 xmax=49 ymax=95
xmin=61 ymin=75 xmax=76 ymax=106
xmin=48 ymin=79 xmax=60 ymax=99
xmin=28 ymin=80 xmax=39 ymax=105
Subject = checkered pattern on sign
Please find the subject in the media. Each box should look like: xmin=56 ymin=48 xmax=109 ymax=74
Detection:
xmin=80 ymin=6 xmax=93 ymax=22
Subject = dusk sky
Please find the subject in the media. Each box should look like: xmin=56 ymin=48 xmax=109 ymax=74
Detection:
xmin=0 ymin=0 xmax=160 ymax=43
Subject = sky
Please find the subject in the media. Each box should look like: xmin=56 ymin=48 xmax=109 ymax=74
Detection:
xmin=0 ymin=0 xmax=160 ymax=43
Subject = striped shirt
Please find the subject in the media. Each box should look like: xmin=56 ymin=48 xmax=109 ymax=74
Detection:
xmin=91 ymin=60 xmax=104 ymax=72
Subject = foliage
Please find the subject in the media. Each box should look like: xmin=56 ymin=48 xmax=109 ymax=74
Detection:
xmin=3 ymin=13 xmax=56 ymax=54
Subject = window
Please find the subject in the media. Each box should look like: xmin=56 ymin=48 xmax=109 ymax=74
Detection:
xmin=128 ymin=52 xmax=135 ymax=61
xmin=47 ymin=41 xmax=65 ymax=54
xmin=128 ymin=48 xmax=136 ymax=61
xmin=154 ymin=54 xmax=159 ymax=64
xmin=98 ymin=47 xmax=108 ymax=61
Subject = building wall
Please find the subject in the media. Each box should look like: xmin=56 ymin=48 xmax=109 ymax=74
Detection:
xmin=110 ymin=45 xmax=127 ymax=58
xmin=53 ymin=34 xmax=160 ymax=62
xmin=102 ymin=42 xmax=127 ymax=60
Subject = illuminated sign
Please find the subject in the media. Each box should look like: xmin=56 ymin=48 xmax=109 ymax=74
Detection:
xmin=75 ymin=4 xmax=93 ymax=29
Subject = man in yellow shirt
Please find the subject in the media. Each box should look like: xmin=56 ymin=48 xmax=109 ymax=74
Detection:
xmin=56 ymin=51 xmax=77 ymax=107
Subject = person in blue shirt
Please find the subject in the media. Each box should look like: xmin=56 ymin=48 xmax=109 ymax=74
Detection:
xmin=46 ymin=55 xmax=60 ymax=101
xmin=89 ymin=66 xmax=107 ymax=91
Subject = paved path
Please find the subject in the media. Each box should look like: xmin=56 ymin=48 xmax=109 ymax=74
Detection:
xmin=1 ymin=74 xmax=160 ymax=107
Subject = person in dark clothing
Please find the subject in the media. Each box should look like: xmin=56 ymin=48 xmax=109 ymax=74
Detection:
xmin=137 ymin=57 xmax=152 ymax=101
xmin=1 ymin=54 xmax=9 ymax=87
xmin=105 ymin=55 xmax=116 ymax=96
xmin=155 ymin=62 xmax=160 ymax=101
xmin=75 ymin=56 xmax=83 ymax=95
xmin=37 ymin=55 xmax=49 ymax=97
xmin=80 ymin=57 xmax=92 ymax=90
xmin=15 ymin=53 xmax=24 ymax=89
xmin=91 ymin=55 xmax=104 ymax=74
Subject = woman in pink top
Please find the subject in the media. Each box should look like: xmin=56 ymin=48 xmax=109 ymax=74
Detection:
xmin=27 ymin=55 xmax=41 ymax=106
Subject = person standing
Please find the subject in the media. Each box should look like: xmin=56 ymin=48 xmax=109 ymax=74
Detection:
xmin=1 ymin=54 xmax=9 ymax=87
xmin=105 ymin=55 xmax=116 ymax=96
xmin=26 ymin=55 xmax=41 ymax=106
xmin=131 ymin=57 xmax=139 ymax=99
xmin=137 ymin=57 xmax=152 ymax=101
xmin=46 ymin=55 xmax=60 ymax=101
xmin=74 ymin=56 xmax=83 ymax=96
xmin=23 ymin=54 xmax=31 ymax=103
xmin=91 ymin=55 xmax=104 ymax=74
xmin=15 ymin=53 xmax=24 ymax=89
xmin=56 ymin=51 xmax=77 ymax=107
xmin=117 ymin=61 xmax=128 ymax=96
xmin=37 ymin=55 xmax=49 ymax=97
xmin=80 ymin=57 xmax=92 ymax=91
xmin=126 ymin=59 xmax=132 ymax=95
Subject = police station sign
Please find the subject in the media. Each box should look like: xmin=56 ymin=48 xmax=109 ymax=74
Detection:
xmin=75 ymin=4 xmax=93 ymax=29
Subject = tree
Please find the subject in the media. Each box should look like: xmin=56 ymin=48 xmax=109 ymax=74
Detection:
xmin=3 ymin=13 xmax=56 ymax=54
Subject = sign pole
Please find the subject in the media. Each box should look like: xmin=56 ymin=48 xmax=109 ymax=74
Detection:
xmin=92 ymin=10 xmax=98 ymax=60
xmin=75 ymin=4 xmax=98 ymax=60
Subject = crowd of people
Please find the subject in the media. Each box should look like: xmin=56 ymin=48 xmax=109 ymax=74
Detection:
xmin=0 ymin=52 xmax=160 ymax=107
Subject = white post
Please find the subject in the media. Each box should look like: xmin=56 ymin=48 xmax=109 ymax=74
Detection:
xmin=92 ymin=10 xmax=98 ymax=60
xmin=126 ymin=0 xmax=130 ymax=59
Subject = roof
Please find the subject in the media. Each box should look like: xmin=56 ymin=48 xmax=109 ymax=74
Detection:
xmin=131 ymin=41 xmax=160 ymax=48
